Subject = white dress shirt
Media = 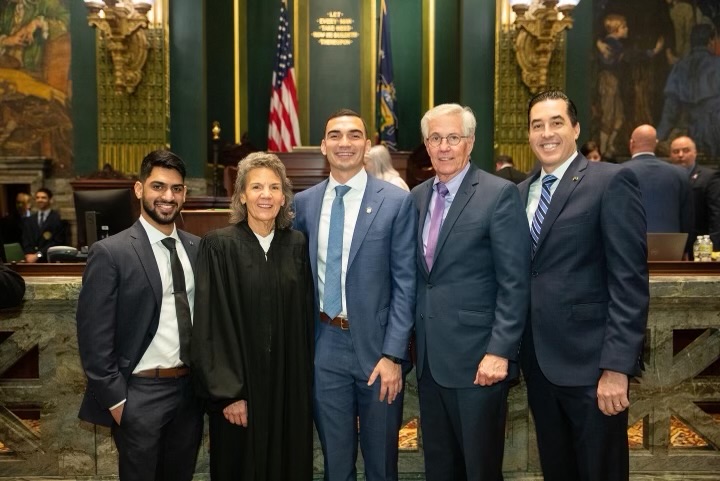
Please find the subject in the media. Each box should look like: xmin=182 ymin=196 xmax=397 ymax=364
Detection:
xmin=525 ymin=152 xmax=578 ymax=227
xmin=133 ymin=216 xmax=195 ymax=373
xmin=317 ymin=169 xmax=367 ymax=318
xmin=421 ymin=161 xmax=471 ymax=254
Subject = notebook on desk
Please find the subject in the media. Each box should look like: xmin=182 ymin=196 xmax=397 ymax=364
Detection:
xmin=647 ymin=233 xmax=688 ymax=261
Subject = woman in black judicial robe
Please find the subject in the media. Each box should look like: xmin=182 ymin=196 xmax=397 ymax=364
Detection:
xmin=192 ymin=152 xmax=314 ymax=481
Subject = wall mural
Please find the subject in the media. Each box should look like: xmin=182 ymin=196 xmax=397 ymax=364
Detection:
xmin=590 ymin=0 xmax=720 ymax=162
xmin=0 ymin=0 xmax=72 ymax=175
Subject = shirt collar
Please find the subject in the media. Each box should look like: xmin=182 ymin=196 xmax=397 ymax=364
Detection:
xmin=541 ymin=151 xmax=577 ymax=183
xmin=631 ymin=151 xmax=654 ymax=158
xmin=328 ymin=168 xmax=368 ymax=193
xmin=433 ymin=160 xmax=471 ymax=197
xmin=139 ymin=215 xmax=179 ymax=245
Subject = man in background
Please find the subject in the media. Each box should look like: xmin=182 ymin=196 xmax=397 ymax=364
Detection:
xmin=623 ymin=124 xmax=692 ymax=234
xmin=669 ymin=135 xmax=718 ymax=252
xmin=21 ymin=188 xmax=64 ymax=263
xmin=494 ymin=154 xmax=526 ymax=184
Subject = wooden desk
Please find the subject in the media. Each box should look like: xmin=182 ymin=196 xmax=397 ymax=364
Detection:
xmin=177 ymin=209 xmax=232 ymax=237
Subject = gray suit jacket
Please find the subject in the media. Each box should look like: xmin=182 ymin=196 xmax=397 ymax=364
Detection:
xmin=76 ymin=220 xmax=199 ymax=426
xmin=294 ymin=175 xmax=417 ymax=376
xmin=412 ymin=164 xmax=530 ymax=387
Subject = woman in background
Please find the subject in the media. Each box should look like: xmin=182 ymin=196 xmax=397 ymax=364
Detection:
xmin=580 ymin=140 xmax=603 ymax=162
xmin=364 ymin=144 xmax=410 ymax=191
xmin=192 ymin=152 xmax=313 ymax=480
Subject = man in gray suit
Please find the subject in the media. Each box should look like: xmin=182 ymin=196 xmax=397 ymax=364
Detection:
xmin=622 ymin=124 xmax=691 ymax=234
xmin=76 ymin=150 xmax=203 ymax=481
xmin=294 ymin=109 xmax=416 ymax=481
xmin=412 ymin=104 xmax=530 ymax=480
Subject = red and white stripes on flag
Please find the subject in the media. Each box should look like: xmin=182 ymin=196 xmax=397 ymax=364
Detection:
xmin=267 ymin=2 xmax=301 ymax=152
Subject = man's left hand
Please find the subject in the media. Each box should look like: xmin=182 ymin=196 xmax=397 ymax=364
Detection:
xmin=597 ymin=369 xmax=629 ymax=416
xmin=368 ymin=357 xmax=402 ymax=404
xmin=474 ymin=353 xmax=508 ymax=386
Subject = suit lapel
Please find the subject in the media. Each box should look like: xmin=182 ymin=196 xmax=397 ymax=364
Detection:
xmin=534 ymin=155 xmax=587 ymax=254
xmin=177 ymin=230 xmax=198 ymax=271
xmin=348 ymin=176 xmax=383 ymax=270
xmin=306 ymin=180 xmax=328 ymax=288
xmin=432 ymin=166 xmax=478 ymax=268
xmin=129 ymin=221 xmax=163 ymax=309
xmin=417 ymin=180 xmax=433 ymax=277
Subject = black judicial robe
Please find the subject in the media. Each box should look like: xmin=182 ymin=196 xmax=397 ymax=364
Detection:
xmin=192 ymin=221 xmax=314 ymax=480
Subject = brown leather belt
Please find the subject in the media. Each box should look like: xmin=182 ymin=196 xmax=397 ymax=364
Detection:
xmin=320 ymin=312 xmax=350 ymax=330
xmin=133 ymin=366 xmax=190 ymax=379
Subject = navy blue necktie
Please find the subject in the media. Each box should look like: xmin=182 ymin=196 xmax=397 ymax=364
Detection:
xmin=531 ymin=174 xmax=557 ymax=255
xmin=323 ymin=185 xmax=351 ymax=319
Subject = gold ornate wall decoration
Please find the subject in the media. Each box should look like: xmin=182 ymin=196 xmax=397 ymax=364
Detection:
xmin=509 ymin=0 xmax=578 ymax=94
xmin=494 ymin=0 xmax=566 ymax=172
xmin=95 ymin=0 xmax=169 ymax=174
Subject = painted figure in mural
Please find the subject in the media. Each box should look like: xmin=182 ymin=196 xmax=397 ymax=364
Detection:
xmin=596 ymin=14 xmax=664 ymax=159
xmin=0 ymin=0 xmax=69 ymax=75
xmin=665 ymin=0 xmax=712 ymax=63
xmin=657 ymin=24 xmax=720 ymax=158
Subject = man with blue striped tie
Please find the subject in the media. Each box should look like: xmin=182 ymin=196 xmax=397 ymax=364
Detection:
xmin=518 ymin=89 xmax=649 ymax=481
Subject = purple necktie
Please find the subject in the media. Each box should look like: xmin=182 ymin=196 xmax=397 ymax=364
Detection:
xmin=424 ymin=182 xmax=449 ymax=270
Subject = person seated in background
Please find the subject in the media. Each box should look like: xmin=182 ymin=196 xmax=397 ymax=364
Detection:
xmin=494 ymin=154 xmax=527 ymax=184
xmin=580 ymin=140 xmax=603 ymax=162
xmin=364 ymin=144 xmax=410 ymax=191
xmin=21 ymin=188 xmax=65 ymax=263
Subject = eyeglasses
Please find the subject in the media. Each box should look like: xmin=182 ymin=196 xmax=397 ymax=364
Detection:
xmin=426 ymin=134 xmax=468 ymax=147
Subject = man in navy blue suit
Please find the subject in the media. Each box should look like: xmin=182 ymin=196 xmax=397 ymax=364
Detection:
xmin=622 ymin=124 xmax=692 ymax=234
xmin=518 ymin=90 xmax=649 ymax=481
xmin=294 ymin=109 xmax=416 ymax=481
xmin=412 ymin=104 xmax=530 ymax=480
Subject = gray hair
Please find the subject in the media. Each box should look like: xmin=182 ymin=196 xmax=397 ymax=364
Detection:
xmin=366 ymin=145 xmax=400 ymax=178
xmin=421 ymin=104 xmax=477 ymax=138
xmin=229 ymin=152 xmax=295 ymax=229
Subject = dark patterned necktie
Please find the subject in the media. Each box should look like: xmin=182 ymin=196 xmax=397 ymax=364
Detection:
xmin=160 ymin=237 xmax=192 ymax=365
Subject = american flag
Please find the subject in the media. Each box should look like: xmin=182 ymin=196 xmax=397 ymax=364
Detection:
xmin=267 ymin=1 xmax=301 ymax=152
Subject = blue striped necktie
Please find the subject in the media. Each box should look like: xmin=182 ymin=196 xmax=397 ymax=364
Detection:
xmin=531 ymin=174 xmax=558 ymax=255
xmin=323 ymin=185 xmax=351 ymax=319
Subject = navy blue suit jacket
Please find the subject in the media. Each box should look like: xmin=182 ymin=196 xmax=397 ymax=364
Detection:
xmin=293 ymin=175 xmax=417 ymax=376
xmin=76 ymin=220 xmax=199 ymax=426
xmin=518 ymin=155 xmax=649 ymax=386
xmin=412 ymin=164 xmax=530 ymax=387
xmin=621 ymin=154 xmax=692 ymax=233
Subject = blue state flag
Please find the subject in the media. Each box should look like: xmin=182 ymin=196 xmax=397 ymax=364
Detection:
xmin=377 ymin=0 xmax=398 ymax=150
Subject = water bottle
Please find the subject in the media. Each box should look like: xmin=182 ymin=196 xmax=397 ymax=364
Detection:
xmin=100 ymin=225 xmax=110 ymax=240
xmin=693 ymin=236 xmax=701 ymax=262
xmin=701 ymin=235 xmax=712 ymax=262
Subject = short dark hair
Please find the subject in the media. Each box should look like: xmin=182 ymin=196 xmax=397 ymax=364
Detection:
xmin=528 ymin=89 xmax=579 ymax=128
xmin=690 ymin=23 xmax=716 ymax=49
xmin=36 ymin=187 xmax=53 ymax=199
xmin=139 ymin=150 xmax=187 ymax=182
xmin=324 ymin=108 xmax=368 ymax=138
xmin=580 ymin=140 xmax=601 ymax=157
xmin=496 ymin=154 xmax=514 ymax=166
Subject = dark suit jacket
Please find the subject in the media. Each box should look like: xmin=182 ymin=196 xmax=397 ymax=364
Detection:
xmin=621 ymin=154 xmax=692 ymax=233
xmin=689 ymin=163 xmax=717 ymax=238
xmin=494 ymin=166 xmax=527 ymax=184
xmin=707 ymin=169 xmax=720 ymax=249
xmin=76 ymin=220 xmax=199 ymax=426
xmin=293 ymin=175 xmax=417 ymax=375
xmin=21 ymin=210 xmax=65 ymax=257
xmin=518 ymin=155 xmax=649 ymax=386
xmin=412 ymin=164 xmax=530 ymax=387
xmin=0 ymin=263 xmax=25 ymax=308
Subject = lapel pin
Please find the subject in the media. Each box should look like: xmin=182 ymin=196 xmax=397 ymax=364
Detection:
xmin=572 ymin=176 xmax=579 ymax=181
xmin=366 ymin=207 xmax=372 ymax=214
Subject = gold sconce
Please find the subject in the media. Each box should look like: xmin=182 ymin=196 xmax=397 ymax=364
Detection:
xmin=84 ymin=0 xmax=153 ymax=94
xmin=509 ymin=0 xmax=580 ymax=93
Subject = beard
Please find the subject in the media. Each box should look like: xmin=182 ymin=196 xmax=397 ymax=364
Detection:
xmin=142 ymin=197 xmax=181 ymax=225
